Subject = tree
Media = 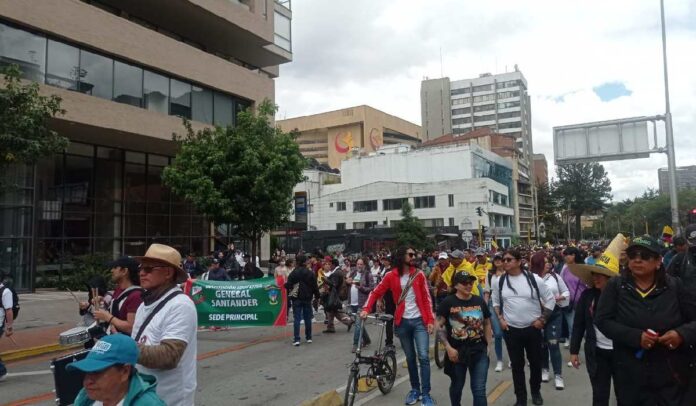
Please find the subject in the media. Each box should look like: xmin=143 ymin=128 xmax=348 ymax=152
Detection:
xmin=0 ymin=65 xmax=67 ymax=172
xmin=552 ymin=162 xmax=612 ymax=239
xmin=162 ymin=99 xmax=306 ymax=264
xmin=395 ymin=202 xmax=429 ymax=250
xmin=536 ymin=181 xmax=562 ymax=242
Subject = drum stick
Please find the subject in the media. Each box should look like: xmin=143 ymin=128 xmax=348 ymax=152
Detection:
xmin=8 ymin=335 xmax=19 ymax=347
xmin=65 ymin=288 xmax=81 ymax=305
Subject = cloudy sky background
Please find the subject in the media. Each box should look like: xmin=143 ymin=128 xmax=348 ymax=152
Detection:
xmin=276 ymin=0 xmax=696 ymax=201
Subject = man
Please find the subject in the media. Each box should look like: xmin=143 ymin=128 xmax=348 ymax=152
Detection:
xmin=93 ymin=256 xmax=143 ymax=335
xmin=492 ymin=250 xmax=555 ymax=406
xmin=665 ymin=236 xmax=689 ymax=272
xmin=428 ymin=252 xmax=451 ymax=309
xmin=68 ymin=333 xmax=165 ymax=406
xmin=206 ymin=258 xmax=230 ymax=281
xmin=473 ymin=249 xmax=492 ymax=294
xmin=181 ymin=253 xmax=202 ymax=278
xmin=322 ymin=258 xmax=353 ymax=333
xmin=0 ymin=279 xmax=14 ymax=381
xmin=442 ymin=250 xmax=480 ymax=296
xmin=242 ymin=254 xmax=264 ymax=280
xmin=132 ymin=244 xmax=197 ymax=406
xmin=285 ymin=254 xmax=320 ymax=346
xmin=585 ymin=246 xmax=602 ymax=265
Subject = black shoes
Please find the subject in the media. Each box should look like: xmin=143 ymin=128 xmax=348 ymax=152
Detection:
xmin=531 ymin=393 xmax=543 ymax=405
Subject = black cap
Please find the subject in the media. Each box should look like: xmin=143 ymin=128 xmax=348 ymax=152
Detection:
xmin=211 ymin=258 xmax=220 ymax=265
xmin=685 ymin=224 xmax=696 ymax=242
xmin=107 ymin=256 xmax=139 ymax=273
xmin=627 ymin=235 xmax=662 ymax=255
xmin=452 ymin=271 xmax=477 ymax=286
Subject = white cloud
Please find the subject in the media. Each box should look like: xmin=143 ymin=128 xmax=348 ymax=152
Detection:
xmin=277 ymin=0 xmax=696 ymax=200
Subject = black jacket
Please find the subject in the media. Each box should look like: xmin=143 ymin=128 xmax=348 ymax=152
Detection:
xmin=570 ymin=288 xmax=603 ymax=377
xmin=595 ymin=273 xmax=696 ymax=401
xmin=285 ymin=266 xmax=319 ymax=302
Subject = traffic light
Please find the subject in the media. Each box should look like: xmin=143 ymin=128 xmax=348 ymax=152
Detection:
xmin=476 ymin=207 xmax=482 ymax=216
xmin=689 ymin=208 xmax=696 ymax=223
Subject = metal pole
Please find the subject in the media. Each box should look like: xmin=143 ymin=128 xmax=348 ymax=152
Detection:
xmin=660 ymin=0 xmax=681 ymax=234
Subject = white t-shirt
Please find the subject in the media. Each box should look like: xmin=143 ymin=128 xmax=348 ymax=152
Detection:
xmin=0 ymin=284 xmax=13 ymax=327
xmin=400 ymin=273 xmax=421 ymax=319
xmin=491 ymin=272 xmax=556 ymax=329
xmin=132 ymin=288 xmax=198 ymax=406
xmin=350 ymin=273 xmax=361 ymax=306
xmin=94 ymin=399 xmax=124 ymax=406
xmin=594 ymin=325 xmax=613 ymax=350
xmin=542 ymin=273 xmax=570 ymax=308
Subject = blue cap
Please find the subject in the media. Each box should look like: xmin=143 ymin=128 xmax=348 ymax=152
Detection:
xmin=67 ymin=333 xmax=139 ymax=373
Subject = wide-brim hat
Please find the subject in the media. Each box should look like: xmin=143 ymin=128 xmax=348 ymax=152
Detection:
xmin=135 ymin=243 xmax=187 ymax=283
xmin=569 ymin=233 xmax=627 ymax=287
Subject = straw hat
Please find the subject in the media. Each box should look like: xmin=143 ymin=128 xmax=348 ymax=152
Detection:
xmin=135 ymin=244 xmax=187 ymax=283
xmin=569 ymin=233 xmax=628 ymax=287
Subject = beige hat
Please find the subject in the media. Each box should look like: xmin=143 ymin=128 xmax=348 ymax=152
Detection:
xmin=569 ymin=233 xmax=627 ymax=287
xmin=135 ymin=244 xmax=187 ymax=283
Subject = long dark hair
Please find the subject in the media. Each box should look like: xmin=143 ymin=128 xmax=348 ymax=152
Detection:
xmin=393 ymin=246 xmax=412 ymax=275
xmin=127 ymin=267 xmax=140 ymax=286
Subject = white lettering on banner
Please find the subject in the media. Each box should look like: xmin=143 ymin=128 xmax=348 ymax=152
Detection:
xmin=215 ymin=289 xmax=252 ymax=299
xmin=211 ymin=299 xmax=259 ymax=307
xmin=208 ymin=313 xmax=259 ymax=321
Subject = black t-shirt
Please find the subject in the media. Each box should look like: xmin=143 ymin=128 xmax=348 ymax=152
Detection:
xmin=437 ymin=294 xmax=490 ymax=351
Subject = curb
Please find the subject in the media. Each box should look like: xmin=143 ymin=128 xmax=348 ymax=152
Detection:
xmin=299 ymin=390 xmax=343 ymax=406
xmin=0 ymin=343 xmax=79 ymax=362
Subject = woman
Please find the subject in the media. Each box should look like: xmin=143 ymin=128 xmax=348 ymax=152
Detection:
xmin=437 ymin=271 xmax=492 ymax=406
xmin=322 ymin=258 xmax=353 ymax=333
xmin=361 ymin=246 xmax=436 ymax=406
xmin=378 ymin=256 xmax=396 ymax=348
xmin=569 ymin=234 xmax=626 ymax=406
xmin=486 ymin=254 xmax=505 ymax=372
xmin=540 ymin=256 xmax=570 ymax=390
xmin=595 ymin=235 xmax=696 ymax=405
xmin=560 ymin=247 xmax=587 ymax=349
xmin=371 ymin=257 xmax=382 ymax=278
xmin=348 ymin=257 xmax=374 ymax=352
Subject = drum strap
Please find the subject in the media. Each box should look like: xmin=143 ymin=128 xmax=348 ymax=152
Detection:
xmin=110 ymin=286 xmax=145 ymax=315
xmin=134 ymin=290 xmax=184 ymax=343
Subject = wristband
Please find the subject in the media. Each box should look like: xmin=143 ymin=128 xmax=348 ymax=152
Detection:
xmin=108 ymin=316 xmax=115 ymax=324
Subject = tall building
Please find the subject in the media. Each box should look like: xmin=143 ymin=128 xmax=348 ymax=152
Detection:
xmin=420 ymin=69 xmax=536 ymax=239
xmin=0 ymin=0 xmax=292 ymax=290
xmin=658 ymin=165 xmax=696 ymax=195
xmin=277 ymin=105 xmax=422 ymax=169
xmin=533 ymin=154 xmax=548 ymax=186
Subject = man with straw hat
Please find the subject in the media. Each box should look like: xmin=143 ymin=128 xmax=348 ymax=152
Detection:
xmin=132 ymin=243 xmax=197 ymax=406
xmin=568 ymin=234 xmax=626 ymax=406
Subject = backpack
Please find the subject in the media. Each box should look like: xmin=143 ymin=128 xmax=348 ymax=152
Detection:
xmin=497 ymin=270 xmax=542 ymax=311
xmin=0 ymin=285 xmax=20 ymax=320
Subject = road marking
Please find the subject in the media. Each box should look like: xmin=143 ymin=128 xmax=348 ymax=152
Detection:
xmin=3 ymin=392 xmax=55 ymax=406
xmin=6 ymin=370 xmax=53 ymax=377
xmin=488 ymin=380 xmax=513 ymax=403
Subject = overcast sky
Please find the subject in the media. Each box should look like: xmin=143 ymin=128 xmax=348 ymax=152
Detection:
xmin=276 ymin=0 xmax=696 ymax=201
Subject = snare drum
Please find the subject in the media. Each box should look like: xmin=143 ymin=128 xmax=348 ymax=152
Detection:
xmin=51 ymin=350 xmax=88 ymax=406
xmin=59 ymin=326 xmax=91 ymax=347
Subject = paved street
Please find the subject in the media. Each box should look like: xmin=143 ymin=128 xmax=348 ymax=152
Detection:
xmin=1 ymin=292 xmax=605 ymax=406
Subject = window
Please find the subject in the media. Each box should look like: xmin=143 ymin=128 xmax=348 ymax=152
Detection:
xmin=498 ymin=111 xmax=520 ymax=120
xmin=143 ymin=70 xmax=169 ymax=114
xmin=79 ymin=50 xmax=113 ymax=99
xmin=421 ymin=218 xmax=444 ymax=227
xmin=0 ymin=22 xmax=46 ymax=82
xmin=274 ymin=11 xmax=292 ymax=51
xmin=413 ymin=196 xmax=435 ymax=209
xmin=450 ymin=88 xmax=468 ymax=96
xmin=170 ymin=79 xmax=192 ymax=119
xmin=452 ymin=117 xmax=472 ymax=125
xmin=46 ymin=40 xmax=79 ymax=90
xmin=449 ymin=217 xmax=455 ymax=226
xmin=473 ymin=104 xmax=494 ymax=113
xmin=448 ymin=194 xmax=454 ymax=207
xmin=353 ymin=200 xmax=378 ymax=212
xmin=383 ymin=198 xmax=407 ymax=211
xmin=353 ymin=221 xmax=378 ymax=229
xmin=472 ymin=84 xmax=492 ymax=92
xmin=451 ymin=107 xmax=470 ymax=116
xmin=474 ymin=114 xmax=496 ymax=123
xmin=498 ymin=101 xmax=520 ymax=109
xmin=113 ymin=61 xmax=143 ymax=107
xmin=498 ymin=122 xmax=521 ymax=130
xmin=235 ymin=100 xmax=250 ymax=126
xmin=452 ymin=97 xmax=470 ymax=105
xmin=336 ymin=223 xmax=346 ymax=230
xmin=213 ymin=92 xmax=234 ymax=127
xmin=191 ymin=86 xmax=213 ymax=124
xmin=336 ymin=201 xmax=346 ymax=211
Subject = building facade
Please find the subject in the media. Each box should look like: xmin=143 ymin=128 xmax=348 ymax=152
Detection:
xmin=0 ymin=0 xmax=292 ymax=290
xmin=658 ymin=165 xmax=696 ymax=196
xmin=533 ymin=154 xmax=548 ymax=186
xmin=277 ymin=105 xmax=422 ymax=169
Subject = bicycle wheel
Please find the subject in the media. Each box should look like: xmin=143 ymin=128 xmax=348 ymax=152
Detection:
xmin=377 ymin=351 xmax=397 ymax=394
xmin=344 ymin=368 xmax=359 ymax=406
xmin=434 ymin=334 xmax=446 ymax=369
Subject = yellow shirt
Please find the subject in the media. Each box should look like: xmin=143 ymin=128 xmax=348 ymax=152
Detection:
xmin=442 ymin=261 xmax=481 ymax=296
xmin=473 ymin=261 xmax=492 ymax=291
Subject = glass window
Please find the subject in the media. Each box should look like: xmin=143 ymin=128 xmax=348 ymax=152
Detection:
xmin=114 ymin=61 xmax=143 ymax=107
xmin=46 ymin=40 xmax=79 ymax=90
xmin=413 ymin=196 xmax=435 ymax=209
xmin=0 ymin=22 xmax=46 ymax=82
xmin=170 ymin=79 xmax=192 ymax=119
xmin=235 ymin=100 xmax=250 ymax=126
xmin=383 ymin=198 xmax=407 ymax=211
xmin=191 ymin=86 xmax=213 ymax=124
xmin=274 ymin=11 xmax=291 ymax=51
xmin=79 ymin=50 xmax=112 ymax=99
xmin=336 ymin=202 xmax=346 ymax=211
xmin=336 ymin=223 xmax=346 ymax=230
xmin=448 ymin=194 xmax=454 ymax=207
xmin=213 ymin=92 xmax=233 ymax=127
xmin=353 ymin=221 xmax=378 ymax=230
xmin=143 ymin=70 xmax=169 ymax=114
xmin=353 ymin=200 xmax=378 ymax=212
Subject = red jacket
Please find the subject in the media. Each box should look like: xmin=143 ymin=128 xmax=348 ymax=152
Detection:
xmin=362 ymin=267 xmax=434 ymax=327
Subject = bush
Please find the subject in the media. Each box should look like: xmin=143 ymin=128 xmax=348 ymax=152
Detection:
xmin=37 ymin=253 xmax=113 ymax=291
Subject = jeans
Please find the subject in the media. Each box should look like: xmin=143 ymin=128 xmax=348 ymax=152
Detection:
xmin=504 ymin=326 xmax=543 ymax=402
xmin=350 ymin=305 xmax=370 ymax=346
xmin=396 ymin=318 xmax=431 ymax=395
xmin=326 ymin=308 xmax=352 ymax=329
xmin=292 ymin=301 xmax=313 ymax=342
xmin=562 ymin=307 xmax=575 ymax=340
xmin=541 ymin=309 xmax=563 ymax=375
xmin=0 ymin=329 xmax=6 ymax=376
xmin=488 ymin=302 xmax=504 ymax=362
xmin=449 ymin=351 xmax=490 ymax=406
xmin=589 ymin=348 xmax=616 ymax=406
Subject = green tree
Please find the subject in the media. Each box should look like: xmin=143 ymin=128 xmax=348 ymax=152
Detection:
xmin=0 ymin=65 xmax=67 ymax=172
xmin=536 ymin=181 xmax=562 ymax=242
xmin=162 ymin=100 xmax=306 ymax=264
xmin=552 ymin=162 xmax=612 ymax=239
xmin=395 ymin=202 xmax=429 ymax=250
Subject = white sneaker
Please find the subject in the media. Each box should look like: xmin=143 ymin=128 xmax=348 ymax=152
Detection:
xmin=564 ymin=342 xmax=570 ymax=348
xmin=555 ymin=375 xmax=565 ymax=390
xmin=306 ymin=339 xmax=313 ymax=343
xmin=541 ymin=369 xmax=550 ymax=382
xmin=0 ymin=374 xmax=7 ymax=382
xmin=508 ymin=361 xmax=512 ymax=368
xmin=495 ymin=361 xmax=503 ymax=372
xmin=293 ymin=341 xmax=300 ymax=346
xmin=567 ymin=361 xmax=573 ymax=368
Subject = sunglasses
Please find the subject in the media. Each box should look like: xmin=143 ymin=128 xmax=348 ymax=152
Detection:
xmin=458 ymin=280 xmax=474 ymax=286
xmin=627 ymin=250 xmax=658 ymax=261
xmin=502 ymin=257 xmax=516 ymax=263
xmin=407 ymin=252 xmax=416 ymax=257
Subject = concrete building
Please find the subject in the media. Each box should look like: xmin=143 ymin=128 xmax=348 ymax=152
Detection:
xmin=277 ymin=105 xmax=422 ymax=169
xmin=0 ymin=0 xmax=292 ymax=290
xmin=290 ymin=144 xmax=515 ymax=248
xmin=658 ymin=165 xmax=696 ymax=196
xmin=533 ymin=154 xmax=548 ymax=186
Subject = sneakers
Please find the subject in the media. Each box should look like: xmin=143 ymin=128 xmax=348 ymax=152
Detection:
xmin=421 ymin=393 xmax=434 ymax=406
xmin=563 ymin=342 xmax=570 ymax=348
xmin=292 ymin=341 xmax=300 ymax=347
xmin=351 ymin=346 xmax=357 ymax=353
xmin=567 ymin=361 xmax=573 ymax=368
xmin=494 ymin=361 xmax=503 ymax=372
xmin=554 ymin=375 xmax=565 ymax=390
xmin=306 ymin=339 xmax=313 ymax=343
xmin=532 ymin=393 xmax=544 ymax=405
xmin=0 ymin=373 xmax=7 ymax=382
xmin=541 ymin=369 xmax=550 ymax=382
xmin=405 ymin=389 xmax=421 ymax=405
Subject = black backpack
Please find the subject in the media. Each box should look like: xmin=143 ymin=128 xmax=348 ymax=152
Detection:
xmin=497 ymin=270 xmax=542 ymax=310
xmin=0 ymin=285 xmax=20 ymax=320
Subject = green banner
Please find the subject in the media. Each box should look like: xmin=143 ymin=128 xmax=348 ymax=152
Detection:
xmin=187 ymin=276 xmax=287 ymax=327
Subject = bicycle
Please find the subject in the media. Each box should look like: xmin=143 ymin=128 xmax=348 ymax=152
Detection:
xmin=344 ymin=313 xmax=397 ymax=406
